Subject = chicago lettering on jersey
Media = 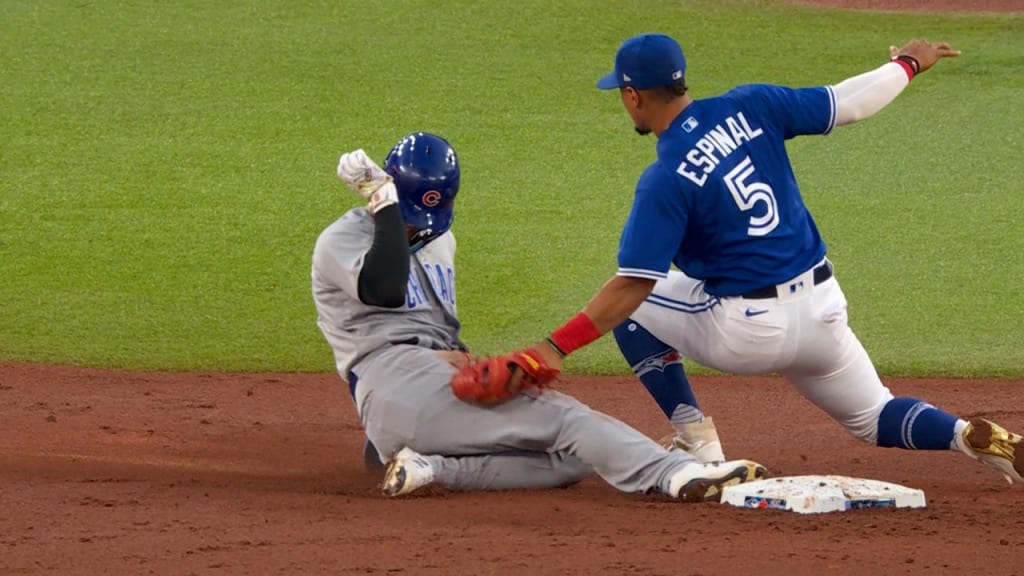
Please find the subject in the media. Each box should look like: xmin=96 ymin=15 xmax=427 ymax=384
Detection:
xmin=405 ymin=272 xmax=428 ymax=308
xmin=675 ymin=112 xmax=764 ymax=187
xmin=405 ymin=261 xmax=457 ymax=309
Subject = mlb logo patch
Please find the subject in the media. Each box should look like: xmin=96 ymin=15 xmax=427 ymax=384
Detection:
xmin=682 ymin=117 xmax=698 ymax=133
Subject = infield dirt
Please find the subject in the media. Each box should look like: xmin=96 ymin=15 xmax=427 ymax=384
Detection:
xmin=2 ymin=363 xmax=1023 ymax=575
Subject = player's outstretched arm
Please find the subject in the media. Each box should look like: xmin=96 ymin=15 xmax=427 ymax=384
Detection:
xmin=833 ymin=39 xmax=959 ymax=127
xmin=450 ymin=275 xmax=656 ymax=405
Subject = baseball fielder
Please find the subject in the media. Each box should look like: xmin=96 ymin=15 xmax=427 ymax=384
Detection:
xmin=312 ymin=131 xmax=765 ymax=500
xmin=452 ymin=36 xmax=1022 ymax=486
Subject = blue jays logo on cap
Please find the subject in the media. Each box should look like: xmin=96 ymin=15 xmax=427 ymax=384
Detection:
xmin=596 ymin=33 xmax=687 ymax=91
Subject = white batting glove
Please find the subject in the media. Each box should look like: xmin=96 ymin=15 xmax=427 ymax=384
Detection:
xmin=366 ymin=180 xmax=398 ymax=214
xmin=336 ymin=149 xmax=392 ymax=200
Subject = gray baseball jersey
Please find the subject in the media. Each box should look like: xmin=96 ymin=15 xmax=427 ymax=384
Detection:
xmin=312 ymin=207 xmax=696 ymax=495
xmin=312 ymin=207 xmax=465 ymax=380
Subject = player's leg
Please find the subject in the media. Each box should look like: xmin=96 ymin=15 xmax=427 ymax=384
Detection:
xmin=621 ymin=270 xmax=788 ymax=461
xmin=782 ymin=278 xmax=1023 ymax=484
xmin=629 ymin=269 xmax=958 ymax=448
xmin=382 ymin=449 xmax=592 ymax=495
xmin=628 ymin=271 xmax=793 ymax=375
xmin=337 ymin=374 xmax=387 ymax=472
xmin=612 ymin=319 xmax=724 ymax=463
xmin=356 ymin=345 xmax=764 ymax=498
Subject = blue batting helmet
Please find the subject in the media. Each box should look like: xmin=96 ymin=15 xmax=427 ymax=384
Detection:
xmin=384 ymin=132 xmax=460 ymax=252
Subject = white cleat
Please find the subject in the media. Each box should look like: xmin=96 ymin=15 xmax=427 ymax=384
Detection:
xmin=957 ymin=418 xmax=1023 ymax=485
xmin=381 ymin=447 xmax=436 ymax=497
xmin=659 ymin=417 xmax=726 ymax=464
xmin=668 ymin=459 xmax=767 ymax=502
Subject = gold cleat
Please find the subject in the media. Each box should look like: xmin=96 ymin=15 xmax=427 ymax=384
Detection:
xmin=668 ymin=459 xmax=768 ymax=502
xmin=960 ymin=419 xmax=1024 ymax=485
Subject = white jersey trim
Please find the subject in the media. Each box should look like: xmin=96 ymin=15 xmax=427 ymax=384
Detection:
xmin=823 ymin=86 xmax=837 ymax=135
xmin=617 ymin=267 xmax=668 ymax=280
xmin=645 ymin=293 xmax=721 ymax=314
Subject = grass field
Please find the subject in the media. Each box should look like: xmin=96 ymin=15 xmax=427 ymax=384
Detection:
xmin=1 ymin=1 xmax=1022 ymax=375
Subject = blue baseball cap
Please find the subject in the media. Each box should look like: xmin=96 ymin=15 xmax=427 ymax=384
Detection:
xmin=596 ymin=33 xmax=687 ymax=90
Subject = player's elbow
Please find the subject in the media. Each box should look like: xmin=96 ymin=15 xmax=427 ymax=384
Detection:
xmin=357 ymin=264 xmax=410 ymax=309
xmin=834 ymin=103 xmax=870 ymax=127
xmin=359 ymin=285 xmax=407 ymax=309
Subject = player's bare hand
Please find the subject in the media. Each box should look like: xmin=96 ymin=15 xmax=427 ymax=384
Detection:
xmin=437 ymin=350 xmax=478 ymax=370
xmin=890 ymin=39 xmax=960 ymax=74
xmin=337 ymin=149 xmax=392 ymax=199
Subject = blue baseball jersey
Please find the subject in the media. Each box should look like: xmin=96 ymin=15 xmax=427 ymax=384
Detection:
xmin=618 ymin=83 xmax=837 ymax=296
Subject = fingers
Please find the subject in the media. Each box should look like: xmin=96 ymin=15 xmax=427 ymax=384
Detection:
xmin=934 ymin=41 xmax=961 ymax=57
xmin=337 ymin=150 xmax=370 ymax=185
xmin=889 ymin=45 xmax=899 ymax=58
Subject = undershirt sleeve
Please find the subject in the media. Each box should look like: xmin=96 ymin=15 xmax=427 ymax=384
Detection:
xmin=356 ymin=204 xmax=409 ymax=308
xmin=831 ymin=61 xmax=910 ymax=127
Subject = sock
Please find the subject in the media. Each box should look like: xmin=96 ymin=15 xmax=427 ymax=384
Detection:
xmin=612 ymin=321 xmax=701 ymax=423
xmin=876 ymin=397 xmax=958 ymax=450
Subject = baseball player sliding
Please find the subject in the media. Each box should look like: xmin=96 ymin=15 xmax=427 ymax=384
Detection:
xmin=312 ymin=132 xmax=766 ymax=500
xmin=452 ymin=35 xmax=1022 ymax=487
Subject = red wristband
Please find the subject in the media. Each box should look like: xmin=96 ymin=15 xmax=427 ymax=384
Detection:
xmin=549 ymin=313 xmax=602 ymax=357
xmin=891 ymin=56 xmax=917 ymax=81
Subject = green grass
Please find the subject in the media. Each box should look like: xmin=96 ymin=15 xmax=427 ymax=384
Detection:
xmin=1 ymin=1 xmax=1022 ymax=375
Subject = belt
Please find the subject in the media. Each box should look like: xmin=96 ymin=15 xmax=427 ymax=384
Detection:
xmin=741 ymin=261 xmax=833 ymax=300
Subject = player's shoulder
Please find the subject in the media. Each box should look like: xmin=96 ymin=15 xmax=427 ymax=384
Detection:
xmin=327 ymin=207 xmax=372 ymax=232
xmin=638 ymin=156 xmax=681 ymax=192
xmin=315 ymin=207 xmax=372 ymax=247
xmin=722 ymin=83 xmax=788 ymax=104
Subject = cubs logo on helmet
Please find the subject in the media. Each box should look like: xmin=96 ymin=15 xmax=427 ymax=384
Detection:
xmin=422 ymin=190 xmax=442 ymax=207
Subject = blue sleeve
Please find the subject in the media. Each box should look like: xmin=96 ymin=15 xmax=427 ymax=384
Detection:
xmin=729 ymin=84 xmax=836 ymax=139
xmin=617 ymin=164 xmax=687 ymax=279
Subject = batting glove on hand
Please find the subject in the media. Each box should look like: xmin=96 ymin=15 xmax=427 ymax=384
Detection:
xmin=336 ymin=149 xmax=398 ymax=213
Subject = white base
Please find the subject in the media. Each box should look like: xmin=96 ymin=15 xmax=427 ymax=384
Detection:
xmin=720 ymin=475 xmax=926 ymax=514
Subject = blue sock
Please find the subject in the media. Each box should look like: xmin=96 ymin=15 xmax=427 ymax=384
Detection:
xmin=612 ymin=320 xmax=701 ymax=423
xmin=876 ymin=397 xmax=958 ymax=450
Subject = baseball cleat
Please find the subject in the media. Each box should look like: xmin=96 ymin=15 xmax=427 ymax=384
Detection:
xmin=659 ymin=417 xmax=726 ymax=464
xmin=958 ymin=419 xmax=1023 ymax=485
xmin=668 ymin=459 xmax=767 ymax=502
xmin=381 ymin=447 xmax=436 ymax=497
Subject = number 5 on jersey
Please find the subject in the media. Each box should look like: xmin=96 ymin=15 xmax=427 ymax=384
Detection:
xmin=725 ymin=156 xmax=778 ymax=237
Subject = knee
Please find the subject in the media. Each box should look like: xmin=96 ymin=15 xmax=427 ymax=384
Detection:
xmin=552 ymin=453 xmax=592 ymax=486
xmin=837 ymin=403 xmax=888 ymax=445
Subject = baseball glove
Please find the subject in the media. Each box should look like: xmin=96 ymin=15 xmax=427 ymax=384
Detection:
xmin=450 ymin=347 xmax=560 ymax=405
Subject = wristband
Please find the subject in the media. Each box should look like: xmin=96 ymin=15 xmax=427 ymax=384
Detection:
xmin=549 ymin=313 xmax=601 ymax=357
xmin=891 ymin=55 xmax=919 ymax=81
xmin=544 ymin=337 xmax=567 ymax=359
